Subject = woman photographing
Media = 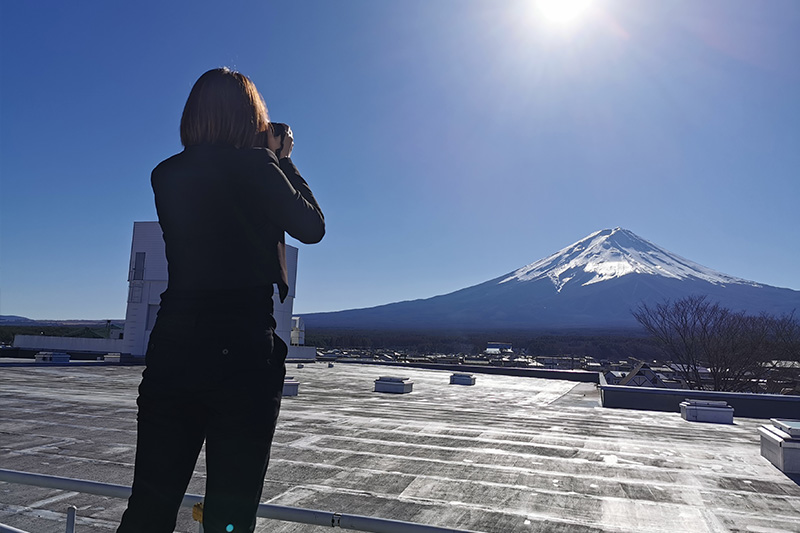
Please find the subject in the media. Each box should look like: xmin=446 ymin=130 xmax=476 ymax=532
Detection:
xmin=118 ymin=67 xmax=325 ymax=533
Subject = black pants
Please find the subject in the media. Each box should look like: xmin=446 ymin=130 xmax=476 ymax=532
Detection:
xmin=118 ymin=289 xmax=286 ymax=533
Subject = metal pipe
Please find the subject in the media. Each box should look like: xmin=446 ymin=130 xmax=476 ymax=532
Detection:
xmin=336 ymin=513 xmax=473 ymax=533
xmin=0 ymin=523 xmax=30 ymax=533
xmin=0 ymin=469 xmax=132 ymax=500
xmin=0 ymin=469 xmax=475 ymax=533
xmin=0 ymin=469 xmax=202 ymax=508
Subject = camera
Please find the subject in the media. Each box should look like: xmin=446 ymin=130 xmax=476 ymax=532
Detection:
xmin=270 ymin=122 xmax=289 ymax=140
xmin=268 ymin=122 xmax=289 ymax=156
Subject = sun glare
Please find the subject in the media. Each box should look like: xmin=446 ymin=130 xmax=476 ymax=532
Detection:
xmin=536 ymin=0 xmax=595 ymax=26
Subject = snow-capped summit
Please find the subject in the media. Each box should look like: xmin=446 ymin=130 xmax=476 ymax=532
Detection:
xmin=500 ymin=227 xmax=761 ymax=291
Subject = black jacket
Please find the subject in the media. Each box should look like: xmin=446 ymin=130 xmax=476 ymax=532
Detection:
xmin=151 ymin=145 xmax=324 ymax=302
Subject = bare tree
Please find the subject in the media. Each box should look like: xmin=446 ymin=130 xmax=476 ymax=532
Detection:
xmin=703 ymin=311 xmax=770 ymax=392
xmin=764 ymin=311 xmax=800 ymax=393
xmin=632 ymin=295 xmax=712 ymax=389
xmin=633 ymin=296 xmax=799 ymax=392
xmin=770 ymin=311 xmax=800 ymax=362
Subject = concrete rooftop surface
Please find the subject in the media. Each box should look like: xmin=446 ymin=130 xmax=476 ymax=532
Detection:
xmin=1 ymin=362 xmax=799 ymax=533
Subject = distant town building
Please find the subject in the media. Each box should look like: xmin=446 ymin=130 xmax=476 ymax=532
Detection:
xmin=606 ymin=362 xmax=684 ymax=389
xmin=617 ymin=363 xmax=662 ymax=387
xmin=535 ymin=355 xmax=583 ymax=370
xmin=603 ymin=371 xmax=629 ymax=385
xmin=485 ymin=342 xmax=512 ymax=355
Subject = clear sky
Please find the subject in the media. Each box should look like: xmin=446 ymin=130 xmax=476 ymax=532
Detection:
xmin=1 ymin=0 xmax=798 ymax=320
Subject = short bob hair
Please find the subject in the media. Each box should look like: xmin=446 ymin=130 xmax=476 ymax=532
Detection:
xmin=180 ymin=67 xmax=269 ymax=148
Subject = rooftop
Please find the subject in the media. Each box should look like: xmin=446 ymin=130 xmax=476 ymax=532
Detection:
xmin=1 ymin=362 xmax=799 ymax=532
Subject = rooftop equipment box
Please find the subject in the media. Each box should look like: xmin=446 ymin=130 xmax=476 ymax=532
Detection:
xmin=374 ymin=376 xmax=413 ymax=394
xmin=450 ymin=373 xmax=476 ymax=386
xmin=283 ymin=377 xmax=300 ymax=397
xmin=759 ymin=418 xmax=800 ymax=474
xmin=680 ymin=399 xmax=734 ymax=424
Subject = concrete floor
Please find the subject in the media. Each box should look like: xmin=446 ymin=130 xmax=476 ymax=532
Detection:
xmin=1 ymin=362 xmax=799 ymax=532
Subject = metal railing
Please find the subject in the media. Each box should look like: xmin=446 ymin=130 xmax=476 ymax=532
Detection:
xmin=0 ymin=522 xmax=34 ymax=533
xmin=0 ymin=468 xmax=475 ymax=533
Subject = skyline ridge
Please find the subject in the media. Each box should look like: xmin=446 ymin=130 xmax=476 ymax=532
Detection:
xmin=4 ymin=228 xmax=796 ymax=323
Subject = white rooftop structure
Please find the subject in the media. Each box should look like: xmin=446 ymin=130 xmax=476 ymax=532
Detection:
xmin=123 ymin=221 xmax=305 ymax=358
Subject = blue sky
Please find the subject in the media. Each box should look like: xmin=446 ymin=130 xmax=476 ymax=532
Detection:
xmin=1 ymin=0 xmax=798 ymax=320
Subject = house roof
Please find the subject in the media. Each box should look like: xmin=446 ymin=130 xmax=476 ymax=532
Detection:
xmin=618 ymin=362 xmax=649 ymax=386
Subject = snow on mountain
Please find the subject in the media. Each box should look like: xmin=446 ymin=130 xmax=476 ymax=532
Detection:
xmin=500 ymin=227 xmax=762 ymax=292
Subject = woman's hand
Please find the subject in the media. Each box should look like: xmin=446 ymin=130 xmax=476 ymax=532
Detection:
xmin=278 ymin=125 xmax=294 ymax=159
xmin=267 ymin=124 xmax=294 ymax=159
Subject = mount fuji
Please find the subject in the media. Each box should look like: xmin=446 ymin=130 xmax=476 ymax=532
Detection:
xmin=302 ymin=228 xmax=800 ymax=331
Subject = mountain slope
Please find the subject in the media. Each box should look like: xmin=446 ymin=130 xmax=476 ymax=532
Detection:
xmin=302 ymin=228 xmax=800 ymax=331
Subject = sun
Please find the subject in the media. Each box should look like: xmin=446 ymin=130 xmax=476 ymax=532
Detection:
xmin=535 ymin=0 xmax=595 ymax=26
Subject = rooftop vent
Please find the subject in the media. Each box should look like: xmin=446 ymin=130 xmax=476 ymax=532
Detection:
xmin=283 ymin=377 xmax=300 ymax=397
xmin=450 ymin=373 xmax=476 ymax=386
xmin=374 ymin=376 xmax=413 ymax=394
xmin=680 ymin=399 xmax=734 ymax=424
